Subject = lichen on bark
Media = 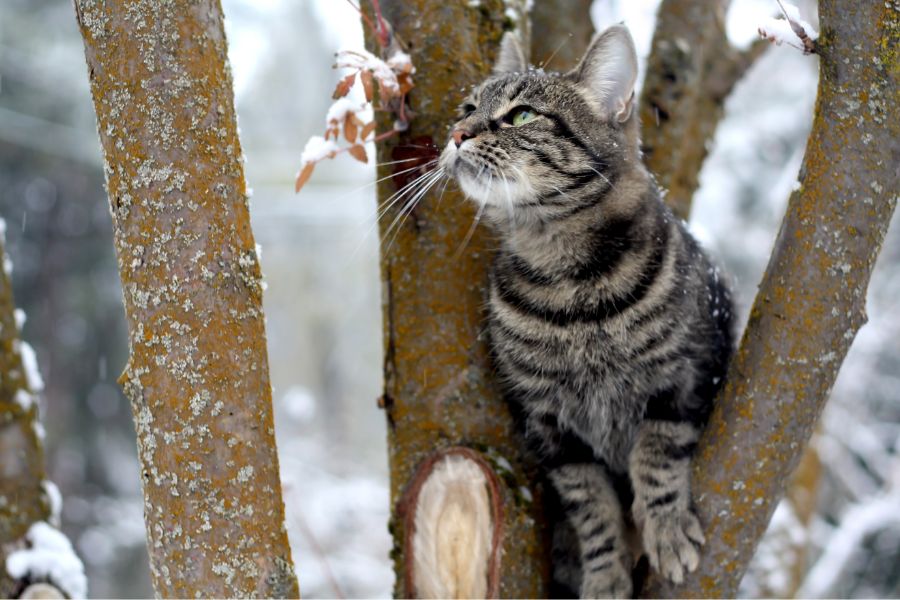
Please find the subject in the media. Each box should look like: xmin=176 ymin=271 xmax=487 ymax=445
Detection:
xmin=73 ymin=0 xmax=299 ymax=596
xmin=643 ymin=1 xmax=899 ymax=596
xmin=368 ymin=1 xmax=550 ymax=597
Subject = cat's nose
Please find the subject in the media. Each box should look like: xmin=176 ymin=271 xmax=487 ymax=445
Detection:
xmin=452 ymin=127 xmax=474 ymax=148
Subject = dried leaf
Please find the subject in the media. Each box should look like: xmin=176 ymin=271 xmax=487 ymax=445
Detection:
xmin=397 ymin=73 xmax=414 ymax=96
xmin=361 ymin=121 xmax=377 ymax=141
xmin=344 ymin=113 xmax=358 ymax=143
xmin=348 ymin=144 xmax=368 ymax=164
xmin=360 ymin=70 xmax=375 ymax=102
xmin=332 ymin=73 xmax=356 ymax=100
xmin=294 ymin=162 xmax=316 ymax=193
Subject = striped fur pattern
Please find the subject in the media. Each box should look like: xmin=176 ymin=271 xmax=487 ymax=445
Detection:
xmin=439 ymin=26 xmax=734 ymax=598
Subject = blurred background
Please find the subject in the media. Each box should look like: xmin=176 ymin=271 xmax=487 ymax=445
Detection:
xmin=0 ymin=0 xmax=896 ymax=597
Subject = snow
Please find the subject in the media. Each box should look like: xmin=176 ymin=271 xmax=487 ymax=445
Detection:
xmin=14 ymin=389 xmax=35 ymax=410
xmin=758 ymin=2 xmax=818 ymax=49
xmin=43 ymin=481 xmax=64 ymax=525
xmin=781 ymin=2 xmax=819 ymax=39
xmin=759 ymin=16 xmax=799 ymax=47
xmin=282 ymin=386 xmax=316 ymax=423
xmin=326 ymin=98 xmax=362 ymax=125
xmin=17 ymin=341 xmax=45 ymax=392
xmin=798 ymin=491 xmax=900 ymax=597
xmin=6 ymin=522 xmax=87 ymax=599
xmin=335 ymin=48 xmax=399 ymax=92
xmin=299 ymin=136 xmax=339 ymax=167
xmin=386 ymin=50 xmax=414 ymax=74
xmin=15 ymin=308 xmax=26 ymax=330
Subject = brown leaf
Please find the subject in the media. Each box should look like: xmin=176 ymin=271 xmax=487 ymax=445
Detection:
xmin=344 ymin=113 xmax=358 ymax=143
xmin=294 ymin=162 xmax=315 ymax=193
xmin=397 ymin=73 xmax=414 ymax=96
xmin=360 ymin=70 xmax=375 ymax=103
xmin=332 ymin=73 xmax=356 ymax=100
xmin=361 ymin=121 xmax=377 ymax=141
xmin=348 ymin=144 xmax=368 ymax=164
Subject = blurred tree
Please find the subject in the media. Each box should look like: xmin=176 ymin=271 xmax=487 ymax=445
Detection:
xmin=0 ymin=233 xmax=53 ymax=598
xmin=72 ymin=0 xmax=299 ymax=597
xmin=530 ymin=0 xmax=594 ymax=71
xmin=639 ymin=0 xmax=767 ymax=220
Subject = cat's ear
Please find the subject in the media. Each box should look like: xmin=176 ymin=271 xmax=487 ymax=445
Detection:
xmin=493 ymin=32 xmax=527 ymax=75
xmin=571 ymin=25 xmax=638 ymax=123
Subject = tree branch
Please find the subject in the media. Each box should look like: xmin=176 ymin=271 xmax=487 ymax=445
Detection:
xmin=642 ymin=1 xmax=899 ymax=596
xmin=639 ymin=0 xmax=769 ymax=220
xmin=73 ymin=1 xmax=299 ymax=596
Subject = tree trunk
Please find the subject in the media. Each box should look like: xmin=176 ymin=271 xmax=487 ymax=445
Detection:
xmin=73 ymin=1 xmax=299 ymax=597
xmin=639 ymin=0 xmax=767 ymax=220
xmin=530 ymin=0 xmax=594 ymax=71
xmin=643 ymin=1 xmax=898 ymax=596
xmin=368 ymin=1 xmax=550 ymax=597
xmin=0 ymin=233 xmax=52 ymax=598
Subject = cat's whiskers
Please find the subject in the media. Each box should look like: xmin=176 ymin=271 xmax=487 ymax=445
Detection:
xmin=332 ymin=158 xmax=435 ymax=206
xmin=351 ymin=161 xmax=440 ymax=258
xmin=374 ymin=160 xmax=440 ymax=222
xmin=453 ymin=199 xmax=487 ymax=260
xmin=382 ymin=166 xmax=446 ymax=254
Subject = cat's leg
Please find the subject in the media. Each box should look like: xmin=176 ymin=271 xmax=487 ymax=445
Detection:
xmin=628 ymin=420 xmax=705 ymax=585
xmin=549 ymin=463 xmax=633 ymax=599
xmin=518 ymin=406 xmax=631 ymax=598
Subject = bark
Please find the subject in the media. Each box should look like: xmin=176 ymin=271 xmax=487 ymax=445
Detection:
xmin=530 ymin=0 xmax=594 ymax=71
xmin=368 ymin=1 xmax=550 ymax=597
xmin=0 ymin=235 xmax=52 ymax=599
xmin=73 ymin=1 xmax=299 ymax=597
xmin=639 ymin=0 xmax=767 ymax=219
xmin=643 ymin=1 xmax=899 ymax=596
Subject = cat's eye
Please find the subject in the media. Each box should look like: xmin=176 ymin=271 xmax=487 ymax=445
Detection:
xmin=507 ymin=106 xmax=538 ymax=127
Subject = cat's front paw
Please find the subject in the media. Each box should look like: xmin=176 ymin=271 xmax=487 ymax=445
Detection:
xmin=641 ymin=508 xmax=705 ymax=585
xmin=579 ymin=560 xmax=633 ymax=599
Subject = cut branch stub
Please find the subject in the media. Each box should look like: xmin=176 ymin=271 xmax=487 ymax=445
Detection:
xmin=401 ymin=447 xmax=504 ymax=600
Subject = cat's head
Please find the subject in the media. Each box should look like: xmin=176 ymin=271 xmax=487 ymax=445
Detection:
xmin=440 ymin=25 xmax=639 ymax=223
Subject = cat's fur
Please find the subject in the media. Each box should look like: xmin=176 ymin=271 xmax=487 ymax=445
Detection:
xmin=439 ymin=26 xmax=734 ymax=598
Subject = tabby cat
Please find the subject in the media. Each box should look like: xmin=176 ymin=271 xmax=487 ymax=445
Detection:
xmin=438 ymin=25 xmax=734 ymax=598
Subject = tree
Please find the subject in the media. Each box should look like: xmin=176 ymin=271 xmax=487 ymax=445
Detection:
xmin=0 ymin=233 xmax=52 ymax=598
xmin=639 ymin=0 xmax=767 ymax=221
xmin=73 ymin=0 xmax=299 ymax=597
xmin=367 ymin=1 xmax=549 ymax=597
xmin=642 ymin=0 xmax=898 ymax=595
xmin=370 ymin=0 xmax=897 ymax=596
xmin=530 ymin=0 xmax=593 ymax=71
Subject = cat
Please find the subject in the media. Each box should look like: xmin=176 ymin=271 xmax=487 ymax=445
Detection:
xmin=438 ymin=25 xmax=734 ymax=598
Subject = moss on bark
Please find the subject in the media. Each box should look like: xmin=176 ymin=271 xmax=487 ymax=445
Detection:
xmin=73 ymin=1 xmax=299 ymax=596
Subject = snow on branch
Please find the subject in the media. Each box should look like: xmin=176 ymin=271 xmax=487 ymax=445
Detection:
xmin=6 ymin=522 xmax=87 ymax=599
xmin=294 ymin=2 xmax=416 ymax=193
xmin=758 ymin=1 xmax=818 ymax=54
